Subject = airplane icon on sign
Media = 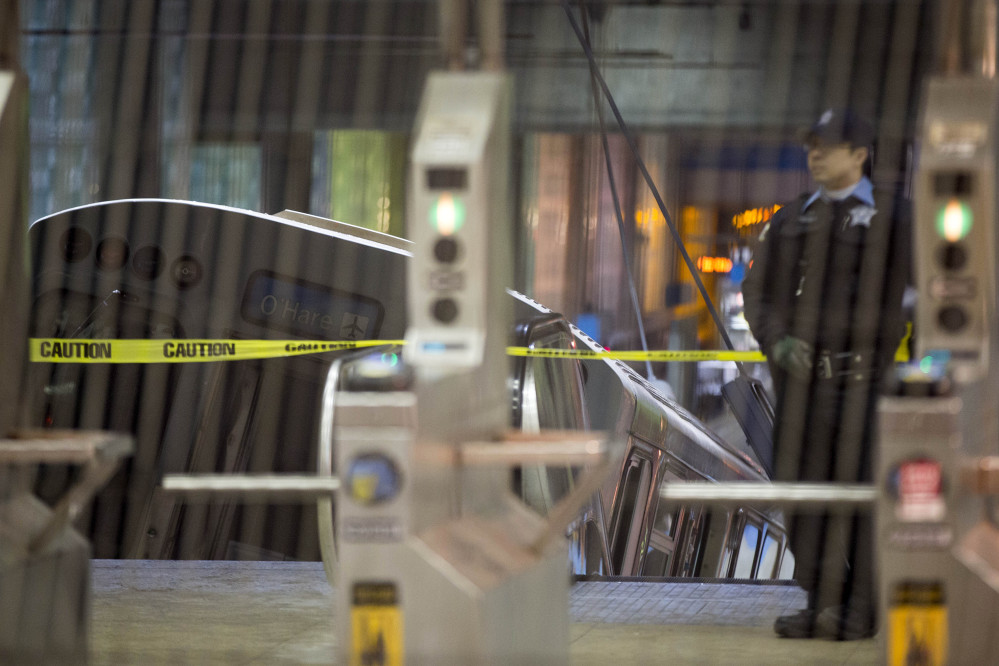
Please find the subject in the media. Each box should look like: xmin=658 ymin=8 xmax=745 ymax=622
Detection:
xmin=341 ymin=313 xmax=368 ymax=339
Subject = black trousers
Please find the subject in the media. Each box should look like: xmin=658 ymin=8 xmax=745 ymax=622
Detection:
xmin=789 ymin=511 xmax=875 ymax=622
xmin=774 ymin=372 xmax=879 ymax=622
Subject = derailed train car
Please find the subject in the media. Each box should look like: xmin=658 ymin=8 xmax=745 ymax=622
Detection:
xmin=29 ymin=199 xmax=409 ymax=560
xmin=509 ymin=292 xmax=790 ymax=579
xmin=27 ymin=199 xmax=787 ymax=578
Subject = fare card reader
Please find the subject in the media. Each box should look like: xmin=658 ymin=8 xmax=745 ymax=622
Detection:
xmin=913 ymin=76 xmax=999 ymax=382
xmin=406 ymin=71 xmax=512 ymax=384
xmin=335 ymin=71 xmax=586 ymax=664
xmin=878 ymin=74 xmax=999 ymax=665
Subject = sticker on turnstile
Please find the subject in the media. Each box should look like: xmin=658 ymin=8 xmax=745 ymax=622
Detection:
xmin=341 ymin=516 xmax=404 ymax=543
xmin=346 ymin=453 xmax=402 ymax=505
xmin=351 ymin=582 xmax=403 ymax=666
xmin=888 ymin=581 xmax=947 ymax=666
xmin=886 ymin=523 xmax=953 ymax=550
xmin=888 ymin=458 xmax=946 ymax=522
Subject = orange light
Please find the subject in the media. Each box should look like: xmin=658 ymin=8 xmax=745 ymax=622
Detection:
xmin=732 ymin=204 xmax=781 ymax=232
xmin=697 ymin=256 xmax=733 ymax=273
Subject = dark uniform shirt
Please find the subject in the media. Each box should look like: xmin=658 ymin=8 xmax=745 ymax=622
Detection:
xmin=742 ymin=176 xmax=911 ymax=482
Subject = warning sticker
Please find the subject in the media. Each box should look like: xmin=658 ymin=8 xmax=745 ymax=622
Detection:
xmin=888 ymin=581 xmax=947 ymax=666
xmin=351 ymin=582 xmax=403 ymax=666
xmin=894 ymin=459 xmax=946 ymax=522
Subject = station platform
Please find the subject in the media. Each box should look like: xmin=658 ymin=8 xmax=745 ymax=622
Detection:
xmin=90 ymin=560 xmax=879 ymax=664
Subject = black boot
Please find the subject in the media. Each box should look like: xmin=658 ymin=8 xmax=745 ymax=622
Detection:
xmin=814 ymin=604 xmax=877 ymax=640
xmin=774 ymin=608 xmax=820 ymax=639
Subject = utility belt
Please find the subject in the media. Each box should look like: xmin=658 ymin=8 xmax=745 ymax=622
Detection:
xmin=814 ymin=349 xmax=878 ymax=382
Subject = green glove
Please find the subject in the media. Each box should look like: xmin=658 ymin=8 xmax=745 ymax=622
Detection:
xmin=771 ymin=336 xmax=813 ymax=381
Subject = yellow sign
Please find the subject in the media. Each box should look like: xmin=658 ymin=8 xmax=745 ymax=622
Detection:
xmin=888 ymin=581 xmax=947 ymax=666
xmin=351 ymin=582 xmax=403 ymax=666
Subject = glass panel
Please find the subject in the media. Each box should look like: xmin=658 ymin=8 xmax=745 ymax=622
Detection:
xmin=643 ymin=545 xmax=671 ymax=577
xmin=733 ymin=522 xmax=760 ymax=579
xmin=779 ymin=547 xmax=796 ymax=580
xmin=676 ymin=506 xmax=705 ymax=577
xmin=757 ymin=533 xmax=781 ymax=580
xmin=520 ymin=323 xmax=587 ymax=433
xmin=611 ymin=463 xmax=643 ymax=575
xmin=611 ymin=454 xmax=653 ymax=576
xmin=651 ymin=501 xmax=678 ymax=539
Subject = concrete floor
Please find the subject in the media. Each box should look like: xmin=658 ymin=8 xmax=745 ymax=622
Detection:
xmin=90 ymin=560 xmax=879 ymax=664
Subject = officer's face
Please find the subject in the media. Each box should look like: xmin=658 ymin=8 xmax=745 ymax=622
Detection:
xmin=806 ymin=140 xmax=868 ymax=190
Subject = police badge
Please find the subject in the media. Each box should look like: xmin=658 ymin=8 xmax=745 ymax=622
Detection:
xmin=846 ymin=204 xmax=877 ymax=228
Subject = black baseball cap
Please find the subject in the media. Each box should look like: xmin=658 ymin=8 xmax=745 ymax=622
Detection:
xmin=804 ymin=108 xmax=875 ymax=148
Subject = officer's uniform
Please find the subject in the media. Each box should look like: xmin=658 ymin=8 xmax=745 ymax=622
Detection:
xmin=742 ymin=174 xmax=911 ymax=636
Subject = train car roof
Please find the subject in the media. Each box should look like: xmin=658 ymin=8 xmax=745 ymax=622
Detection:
xmin=30 ymin=198 xmax=414 ymax=257
xmin=508 ymin=289 xmax=769 ymax=481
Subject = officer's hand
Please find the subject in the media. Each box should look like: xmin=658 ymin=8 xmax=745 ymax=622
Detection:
xmin=771 ymin=336 xmax=813 ymax=381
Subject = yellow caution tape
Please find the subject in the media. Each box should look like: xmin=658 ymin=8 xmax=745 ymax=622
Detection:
xmin=29 ymin=337 xmax=768 ymax=364
xmin=29 ymin=338 xmax=407 ymax=364
xmin=505 ymin=347 xmax=767 ymax=362
xmin=28 ymin=336 xmax=922 ymax=366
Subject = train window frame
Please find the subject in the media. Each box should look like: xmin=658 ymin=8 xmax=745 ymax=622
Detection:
xmin=778 ymin=536 xmax=795 ymax=580
xmin=511 ymin=313 xmax=588 ymax=433
xmin=673 ymin=503 xmax=707 ymax=578
xmin=720 ymin=509 xmax=788 ymax=580
xmin=511 ymin=312 xmax=589 ymax=516
xmin=757 ymin=530 xmax=782 ymax=580
xmin=641 ymin=469 xmax=688 ymax=577
xmin=732 ymin=516 xmax=761 ymax=578
xmin=697 ymin=508 xmax=734 ymax=577
xmin=610 ymin=443 xmax=657 ymax=576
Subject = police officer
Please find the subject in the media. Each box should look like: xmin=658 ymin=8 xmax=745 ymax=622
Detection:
xmin=742 ymin=109 xmax=911 ymax=639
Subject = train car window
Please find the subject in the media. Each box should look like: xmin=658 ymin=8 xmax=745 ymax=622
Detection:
xmin=674 ymin=505 xmax=707 ymax=578
xmin=652 ymin=501 xmax=678 ymax=538
xmin=642 ymin=526 xmax=675 ymax=577
xmin=513 ymin=312 xmax=588 ymax=517
xmin=610 ymin=449 xmax=654 ymax=576
xmin=757 ymin=532 xmax=782 ymax=580
xmin=718 ymin=528 xmax=735 ymax=577
xmin=779 ymin=542 xmax=796 ymax=580
xmin=569 ymin=519 xmax=610 ymax=577
xmin=732 ymin=520 xmax=761 ymax=578
xmin=641 ymin=472 xmax=682 ymax=577
xmin=694 ymin=509 xmax=731 ymax=577
xmin=519 ymin=328 xmax=587 ymax=432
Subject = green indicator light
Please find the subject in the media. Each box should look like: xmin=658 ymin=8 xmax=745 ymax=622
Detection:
xmin=429 ymin=192 xmax=465 ymax=236
xmin=936 ymin=198 xmax=973 ymax=242
xmin=919 ymin=355 xmax=934 ymax=374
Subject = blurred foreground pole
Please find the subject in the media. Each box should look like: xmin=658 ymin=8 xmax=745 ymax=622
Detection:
xmin=877 ymin=0 xmax=999 ymax=664
xmin=1 ymin=5 xmax=133 ymax=662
